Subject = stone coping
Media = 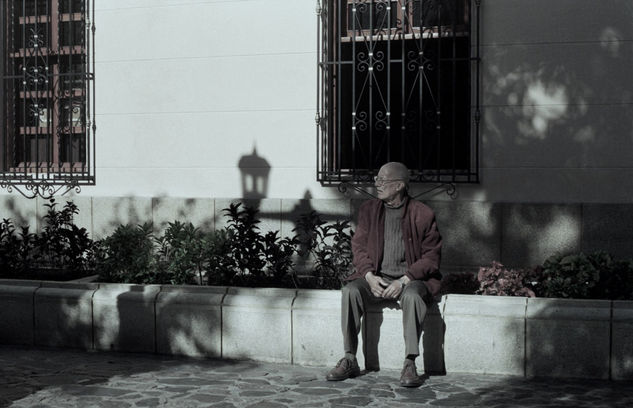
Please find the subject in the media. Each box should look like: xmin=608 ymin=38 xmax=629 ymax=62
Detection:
xmin=0 ymin=279 xmax=631 ymax=380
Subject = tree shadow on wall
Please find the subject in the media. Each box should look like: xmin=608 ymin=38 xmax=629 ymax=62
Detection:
xmin=482 ymin=1 xmax=633 ymax=197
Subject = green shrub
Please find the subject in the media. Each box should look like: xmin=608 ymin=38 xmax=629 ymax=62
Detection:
xmin=35 ymin=199 xmax=94 ymax=274
xmin=156 ymin=221 xmax=211 ymax=285
xmin=0 ymin=219 xmax=36 ymax=277
xmin=213 ymin=203 xmax=297 ymax=287
xmin=540 ymin=251 xmax=633 ymax=300
xmin=94 ymin=222 xmax=163 ymax=284
xmin=1 ymin=200 xmax=94 ymax=279
xmin=293 ymin=211 xmax=352 ymax=289
xmin=540 ymin=252 xmax=601 ymax=299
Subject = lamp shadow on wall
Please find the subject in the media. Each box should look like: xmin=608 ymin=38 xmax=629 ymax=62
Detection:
xmin=238 ymin=146 xmax=271 ymax=202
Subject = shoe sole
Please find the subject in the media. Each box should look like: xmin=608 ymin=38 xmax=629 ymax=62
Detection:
xmin=326 ymin=370 xmax=360 ymax=381
xmin=400 ymin=380 xmax=423 ymax=387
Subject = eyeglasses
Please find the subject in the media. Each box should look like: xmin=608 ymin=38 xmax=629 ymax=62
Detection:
xmin=373 ymin=176 xmax=402 ymax=185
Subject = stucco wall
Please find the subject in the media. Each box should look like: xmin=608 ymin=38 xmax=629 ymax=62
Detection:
xmin=1 ymin=0 xmax=632 ymax=202
xmin=91 ymin=0 xmax=321 ymax=199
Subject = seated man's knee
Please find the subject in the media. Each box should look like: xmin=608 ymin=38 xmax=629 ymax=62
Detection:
xmin=401 ymin=281 xmax=429 ymax=306
xmin=342 ymin=279 xmax=365 ymax=300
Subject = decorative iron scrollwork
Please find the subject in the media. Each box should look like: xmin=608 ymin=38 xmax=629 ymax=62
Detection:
xmin=0 ymin=178 xmax=81 ymax=200
xmin=338 ymin=181 xmax=457 ymax=200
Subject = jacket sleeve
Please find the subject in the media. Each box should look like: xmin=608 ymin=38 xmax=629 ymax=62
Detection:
xmin=351 ymin=203 xmax=376 ymax=277
xmin=406 ymin=212 xmax=442 ymax=281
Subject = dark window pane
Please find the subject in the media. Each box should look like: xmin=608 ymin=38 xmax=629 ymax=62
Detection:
xmin=59 ymin=0 xmax=84 ymax=14
xmin=59 ymin=133 xmax=86 ymax=163
xmin=60 ymin=21 xmax=84 ymax=47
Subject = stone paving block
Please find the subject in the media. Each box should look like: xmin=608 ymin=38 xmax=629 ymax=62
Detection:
xmin=222 ymin=287 xmax=296 ymax=363
xmin=93 ymin=283 xmax=161 ymax=353
xmin=34 ymin=282 xmax=98 ymax=349
xmin=156 ymin=285 xmax=227 ymax=357
xmin=444 ymin=294 xmax=527 ymax=376
xmin=365 ymin=298 xmax=446 ymax=373
xmin=92 ymin=196 xmax=153 ymax=239
xmin=612 ymin=301 xmax=633 ymax=380
xmin=526 ymin=298 xmax=611 ymax=379
xmin=292 ymin=289 xmax=342 ymax=368
xmin=501 ymin=204 xmax=581 ymax=268
xmin=581 ymin=204 xmax=633 ymax=260
xmin=152 ymin=197 xmax=215 ymax=234
xmin=0 ymin=281 xmax=41 ymax=345
xmin=214 ymin=198 xmax=281 ymax=235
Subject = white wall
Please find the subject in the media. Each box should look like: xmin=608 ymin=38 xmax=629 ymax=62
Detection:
xmin=2 ymin=0 xmax=632 ymax=203
xmin=90 ymin=0 xmax=323 ymax=199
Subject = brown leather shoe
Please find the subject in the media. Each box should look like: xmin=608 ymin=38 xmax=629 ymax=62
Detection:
xmin=326 ymin=357 xmax=360 ymax=381
xmin=400 ymin=359 xmax=423 ymax=387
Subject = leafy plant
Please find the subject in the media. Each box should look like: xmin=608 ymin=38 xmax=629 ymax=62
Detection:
xmin=155 ymin=221 xmax=230 ymax=285
xmin=539 ymin=253 xmax=601 ymax=299
xmin=214 ymin=203 xmax=298 ymax=287
xmin=293 ymin=211 xmax=352 ymax=289
xmin=262 ymin=231 xmax=298 ymax=286
xmin=0 ymin=219 xmax=36 ymax=277
xmin=35 ymin=199 xmax=94 ymax=274
xmin=222 ymin=203 xmax=266 ymax=283
xmin=477 ymin=261 xmax=538 ymax=297
xmin=540 ymin=251 xmax=633 ymax=300
xmin=94 ymin=222 xmax=164 ymax=284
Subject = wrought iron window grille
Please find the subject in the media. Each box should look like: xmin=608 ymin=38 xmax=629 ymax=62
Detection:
xmin=0 ymin=0 xmax=96 ymax=199
xmin=316 ymin=0 xmax=480 ymax=196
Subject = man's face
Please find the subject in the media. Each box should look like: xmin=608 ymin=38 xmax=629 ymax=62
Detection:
xmin=374 ymin=166 xmax=403 ymax=203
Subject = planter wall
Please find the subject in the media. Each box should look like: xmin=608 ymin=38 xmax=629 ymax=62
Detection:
xmin=34 ymin=282 xmax=98 ymax=349
xmin=611 ymin=301 xmax=633 ymax=380
xmin=0 ymin=279 xmax=631 ymax=380
xmin=0 ymin=280 xmax=41 ymax=345
xmin=444 ymin=295 xmax=526 ymax=376
xmin=156 ymin=285 xmax=227 ymax=358
xmin=93 ymin=284 xmax=161 ymax=353
xmin=526 ymin=298 xmax=611 ymax=379
xmin=222 ymin=287 xmax=296 ymax=363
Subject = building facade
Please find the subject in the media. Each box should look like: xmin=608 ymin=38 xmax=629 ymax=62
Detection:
xmin=2 ymin=0 xmax=633 ymax=272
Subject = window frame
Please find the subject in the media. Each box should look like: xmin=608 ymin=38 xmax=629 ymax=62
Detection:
xmin=316 ymin=0 xmax=480 ymax=185
xmin=0 ymin=0 xmax=95 ymax=197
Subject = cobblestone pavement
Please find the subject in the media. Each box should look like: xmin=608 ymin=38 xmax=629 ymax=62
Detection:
xmin=1 ymin=346 xmax=632 ymax=408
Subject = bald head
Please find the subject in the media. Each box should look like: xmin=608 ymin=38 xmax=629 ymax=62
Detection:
xmin=380 ymin=162 xmax=409 ymax=188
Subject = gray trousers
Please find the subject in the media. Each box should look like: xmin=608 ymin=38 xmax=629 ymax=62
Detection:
xmin=341 ymin=278 xmax=429 ymax=357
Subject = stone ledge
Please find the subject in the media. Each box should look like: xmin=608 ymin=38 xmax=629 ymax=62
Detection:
xmin=0 ymin=280 xmax=631 ymax=380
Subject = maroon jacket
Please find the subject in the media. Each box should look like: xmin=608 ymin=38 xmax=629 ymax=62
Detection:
xmin=347 ymin=196 xmax=443 ymax=296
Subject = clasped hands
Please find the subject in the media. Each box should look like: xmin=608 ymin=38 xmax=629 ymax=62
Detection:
xmin=365 ymin=272 xmax=408 ymax=299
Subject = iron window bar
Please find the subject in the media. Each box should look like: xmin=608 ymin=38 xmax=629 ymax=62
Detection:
xmin=316 ymin=0 xmax=480 ymax=191
xmin=0 ymin=0 xmax=95 ymax=199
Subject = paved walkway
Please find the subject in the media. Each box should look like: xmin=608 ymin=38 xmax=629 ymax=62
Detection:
xmin=1 ymin=346 xmax=631 ymax=408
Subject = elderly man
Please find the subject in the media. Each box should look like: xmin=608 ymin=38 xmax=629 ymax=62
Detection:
xmin=326 ymin=162 xmax=442 ymax=387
